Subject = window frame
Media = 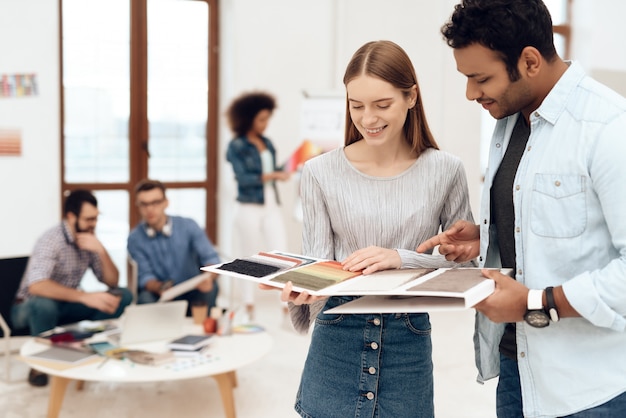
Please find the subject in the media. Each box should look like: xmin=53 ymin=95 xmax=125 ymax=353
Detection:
xmin=58 ymin=0 xmax=220 ymax=242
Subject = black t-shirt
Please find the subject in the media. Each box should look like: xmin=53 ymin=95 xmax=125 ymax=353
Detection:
xmin=489 ymin=114 xmax=530 ymax=360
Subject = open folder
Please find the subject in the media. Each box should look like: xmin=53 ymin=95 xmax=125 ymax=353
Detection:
xmin=201 ymin=251 xmax=513 ymax=311
xmin=158 ymin=273 xmax=211 ymax=302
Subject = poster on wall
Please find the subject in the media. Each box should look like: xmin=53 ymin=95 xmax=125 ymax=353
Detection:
xmin=299 ymin=92 xmax=345 ymax=151
xmin=290 ymin=92 xmax=345 ymax=222
xmin=286 ymin=92 xmax=345 ymax=172
xmin=0 ymin=73 xmax=38 ymax=98
xmin=0 ymin=129 xmax=22 ymax=156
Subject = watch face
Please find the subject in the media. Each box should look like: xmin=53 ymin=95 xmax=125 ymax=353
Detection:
xmin=524 ymin=310 xmax=550 ymax=328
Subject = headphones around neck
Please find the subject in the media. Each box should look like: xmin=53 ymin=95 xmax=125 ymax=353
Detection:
xmin=145 ymin=218 xmax=172 ymax=238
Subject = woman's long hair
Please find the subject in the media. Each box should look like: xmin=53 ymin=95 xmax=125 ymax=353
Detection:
xmin=342 ymin=40 xmax=439 ymax=155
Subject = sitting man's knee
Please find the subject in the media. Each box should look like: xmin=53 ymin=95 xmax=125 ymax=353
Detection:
xmin=29 ymin=296 xmax=60 ymax=317
xmin=116 ymin=288 xmax=134 ymax=307
xmin=137 ymin=289 xmax=158 ymax=304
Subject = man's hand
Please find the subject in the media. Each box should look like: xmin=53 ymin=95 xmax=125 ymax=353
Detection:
xmin=78 ymin=292 xmax=122 ymax=315
xmin=146 ymin=279 xmax=168 ymax=295
xmin=342 ymin=246 xmax=402 ymax=275
xmin=416 ymin=220 xmax=480 ymax=262
xmin=196 ymin=272 xmax=216 ymax=293
xmin=473 ymin=269 xmax=527 ymax=323
xmin=75 ymin=233 xmax=105 ymax=254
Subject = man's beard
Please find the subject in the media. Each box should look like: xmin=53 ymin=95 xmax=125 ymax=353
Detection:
xmin=75 ymin=219 xmax=94 ymax=234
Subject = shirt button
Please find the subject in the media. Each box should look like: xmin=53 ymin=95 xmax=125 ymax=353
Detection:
xmin=520 ymin=352 xmax=526 ymax=358
xmin=515 ymin=227 xmax=520 ymax=233
xmin=366 ymin=392 xmax=375 ymax=400
xmin=483 ymin=219 xmax=488 ymax=224
xmin=373 ymin=318 xmax=381 ymax=326
xmin=371 ymin=342 xmax=379 ymax=350
xmin=555 ymin=180 xmax=561 ymax=187
xmin=515 ymin=185 xmax=520 ymax=191
xmin=518 ymin=269 xmax=523 ymax=275
xmin=496 ymin=143 xmax=501 ymax=148
xmin=368 ymin=367 xmax=376 ymax=375
xmin=534 ymin=111 xmax=540 ymax=117
xmin=479 ymin=256 xmax=483 ymax=262
xmin=527 ymin=146 xmax=532 ymax=151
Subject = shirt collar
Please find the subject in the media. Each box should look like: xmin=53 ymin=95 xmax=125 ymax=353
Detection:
xmin=61 ymin=220 xmax=76 ymax=245
xmin=533 ymin=61 xmax=586 ymax=125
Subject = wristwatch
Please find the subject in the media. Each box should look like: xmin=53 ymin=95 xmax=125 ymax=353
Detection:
xmin=524 ymin=289 xmax=550 ymax=328
xmin=544 ymin=286 xmax=560 ymax=322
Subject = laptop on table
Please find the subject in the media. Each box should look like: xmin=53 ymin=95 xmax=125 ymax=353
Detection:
xmin=108 ymin=300 xmax=188 ymax=346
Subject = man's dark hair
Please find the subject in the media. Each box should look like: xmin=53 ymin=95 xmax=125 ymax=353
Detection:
xmin=441 ymin=0 xmax=558 ymax=81
xmin=226 ymin=92 xmax=276 ymax=137
xmin=63 ymin=189 xmax=97 ymax=217
xmin=134 ymin=179 xmax=166 ymax=197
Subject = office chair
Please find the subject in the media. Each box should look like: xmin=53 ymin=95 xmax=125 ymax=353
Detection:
xmin=0 ymin=256 xmax=30 ymax=382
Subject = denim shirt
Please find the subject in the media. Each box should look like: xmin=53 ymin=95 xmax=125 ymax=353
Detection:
xmin=475 ymin=61 xmax=626 ymax=418
xmin=226 ymin=135 xmax=280 ymax=204
xmin=127 ymin=215 xmax=220 ymax=290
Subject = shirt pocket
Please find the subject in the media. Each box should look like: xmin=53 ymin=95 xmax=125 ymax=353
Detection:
xmin=530 ymin=173 xmax=586 ymax=238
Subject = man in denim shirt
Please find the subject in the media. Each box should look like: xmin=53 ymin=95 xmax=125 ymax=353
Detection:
xmin=127 ymin=180 xmax=220 ymax=312
xmin=419 ymin=1 xmax=626 ymax=417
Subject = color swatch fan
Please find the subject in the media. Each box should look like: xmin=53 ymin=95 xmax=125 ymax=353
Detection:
xmin=283 ymin=140 xmax=323 ymax=172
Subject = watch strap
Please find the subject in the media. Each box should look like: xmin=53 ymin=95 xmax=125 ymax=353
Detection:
xmin=527 ymin=289 xmax=544 ymax=310
xmin=545 ymin=286 xmax=560 ymax=322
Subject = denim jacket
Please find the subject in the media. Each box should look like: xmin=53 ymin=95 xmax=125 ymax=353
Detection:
xmin=226 ymin=135 xmax=280 ymax=205
xmin=475 ymin=61 xmax=626 ymax=417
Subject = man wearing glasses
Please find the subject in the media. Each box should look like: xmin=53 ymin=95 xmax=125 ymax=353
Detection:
xmin=12 ymin=189 xmax=133 ymax=387
xmin=127 ymin=179 xmax=220 ymax=312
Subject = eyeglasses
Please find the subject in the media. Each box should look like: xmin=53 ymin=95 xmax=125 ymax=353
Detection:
xmin=78 ymin=216 xmax=98 ymax=223
xmin=137 ymin=198 xmax=165 ymax=209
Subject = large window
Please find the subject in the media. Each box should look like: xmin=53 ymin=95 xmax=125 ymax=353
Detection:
xmin=61 ymin=0 xmax=219 ymax=289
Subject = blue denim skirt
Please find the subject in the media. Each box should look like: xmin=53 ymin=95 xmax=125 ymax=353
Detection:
xmin=295 ymin=296 xmax=434 ymax=418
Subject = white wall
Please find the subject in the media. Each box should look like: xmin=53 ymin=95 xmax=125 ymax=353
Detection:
xmin=2 ymin=0 xmax=626 ymax=261
xmin=0 ymin=0 xmax=60 ymax=257
xmin=571 ymin=1 xmax=626 ymax=72
xmin=217 ymin=0 xmax=338 ymax=257
xmin=217 ymin=0 xmax=483 ymax=258
xmin=570 ymin=1 xmax=626 ymax=97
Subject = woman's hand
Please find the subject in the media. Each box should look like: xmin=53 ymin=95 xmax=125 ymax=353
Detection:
xmin=342 ymin=246 xmax=402 ymax=275
xmin=262 ymin=171 xmax=292 ymax=182
xmin=259 ymin=282 xmax=327 ymax=305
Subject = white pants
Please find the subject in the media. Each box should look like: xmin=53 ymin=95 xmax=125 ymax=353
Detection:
xmin=232 ymin=185 xmax=288 ymax=306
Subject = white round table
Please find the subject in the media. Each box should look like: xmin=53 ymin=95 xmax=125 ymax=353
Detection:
xmin=20 ymin=330 xmax=273 ymax=418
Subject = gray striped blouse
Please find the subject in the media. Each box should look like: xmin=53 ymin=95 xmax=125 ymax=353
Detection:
xmin=289 ymin=146 xmax=475 ymax=333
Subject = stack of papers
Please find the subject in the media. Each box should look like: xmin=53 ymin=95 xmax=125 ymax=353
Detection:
xmin=25 ymin=345 xmax=98 ymax=365
xmin=167 ymin=334 xmax=214 ymax=351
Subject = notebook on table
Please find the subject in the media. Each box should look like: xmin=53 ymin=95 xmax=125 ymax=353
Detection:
xmin=107 ymin=300 xmax=188 ymax=346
